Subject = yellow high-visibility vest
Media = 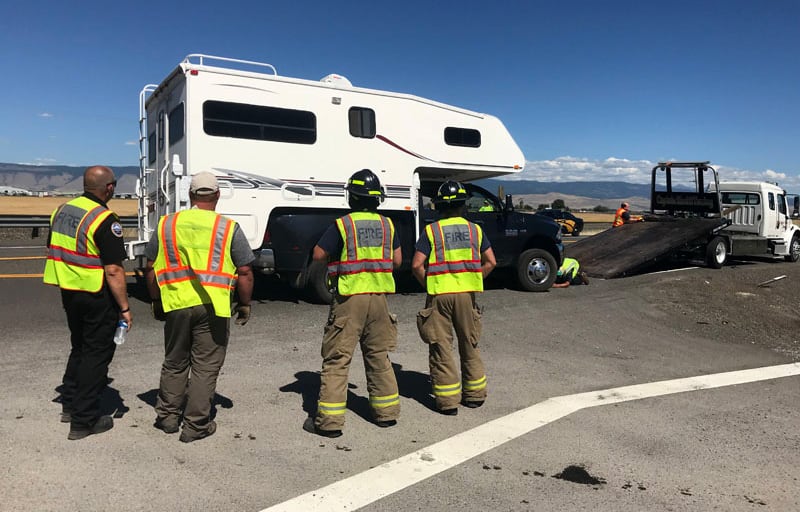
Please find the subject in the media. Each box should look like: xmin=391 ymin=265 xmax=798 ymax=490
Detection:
xmin=43 ymin=196 xmax=114 ymax=292
xmin=425 ymin=217 xmax=483 ymax=294
xmin=558 ymin=257 xmax=580 ymax=280
xmin=152 ymin=209 xmax=238 ymax=317
xmin=328 ymin=212 xmax=395 ymax=295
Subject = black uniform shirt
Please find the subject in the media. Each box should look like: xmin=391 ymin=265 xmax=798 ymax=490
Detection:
xmin=83 ymin=193 xmax=127 ymax=265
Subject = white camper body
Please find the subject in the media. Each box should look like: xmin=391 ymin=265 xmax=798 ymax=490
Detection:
xmin=130 ymin=54 xmax=524 ymax=267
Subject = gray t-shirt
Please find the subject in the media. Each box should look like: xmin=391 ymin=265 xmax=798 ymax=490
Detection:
xmin=145 ymin=215 xmax=255 ymax=268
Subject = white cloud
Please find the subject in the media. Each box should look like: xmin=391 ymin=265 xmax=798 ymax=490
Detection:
xmin=39 ymin=112 xmax=54 ymax=118
xmin=515 ymin=157 xmax=800 ymax=190
xmin=124 ymin=141 xmax=137 ymax=146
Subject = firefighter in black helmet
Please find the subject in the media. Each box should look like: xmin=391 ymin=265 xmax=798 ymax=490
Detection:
xmin=305 ymin=169 xmax=402 ymax=438
xmin=412 ymin=181 xmax=496 ymax=415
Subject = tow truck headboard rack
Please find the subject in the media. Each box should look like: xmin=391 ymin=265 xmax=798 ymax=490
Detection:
xmin=650 ymin=161 xmax=722 ymax=217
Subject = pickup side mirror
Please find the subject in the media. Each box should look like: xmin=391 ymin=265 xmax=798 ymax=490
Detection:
xmin=505 ymin=194 xmax=514 ymax=212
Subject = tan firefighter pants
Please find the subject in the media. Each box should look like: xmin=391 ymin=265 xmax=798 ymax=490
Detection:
xmin=416 ymin=292 xmax=487 ymax=411
xmin=315 ymin=293 xmax=400 ymax=431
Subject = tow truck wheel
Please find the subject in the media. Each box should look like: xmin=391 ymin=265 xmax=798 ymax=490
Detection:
xmin=706 ymin=236 xmax=727 ymax=269
xmin=785 ymin=234 xmax=800 ymax=262
xmin=516 ymin=249 xmax=558 ymax=292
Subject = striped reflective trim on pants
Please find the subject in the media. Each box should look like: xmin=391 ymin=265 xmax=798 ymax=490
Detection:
xmin=318 ymin=401 xmax=347 ymax=416
xmin=464 ymin=375 xmax=487 ymax=391
xmin=369 ymin=393 xmax=400 ymax=408
xmin=433 ymin=382 xmax=462 ymax=397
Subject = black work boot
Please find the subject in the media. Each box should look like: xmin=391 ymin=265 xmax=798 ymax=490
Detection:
xmin=179 ymin=421 xmax=217 ymax=443
xmin=68 ymin=416 xmax=114 ymax=440
xmin=303 ymin=417 xmax=342 ymax=438
xmin=154 ymin=417 xmax=180 ymax=434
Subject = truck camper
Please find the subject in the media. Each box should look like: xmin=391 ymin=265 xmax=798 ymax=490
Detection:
xmin=129 ymin=54 xmax=563 ymax=302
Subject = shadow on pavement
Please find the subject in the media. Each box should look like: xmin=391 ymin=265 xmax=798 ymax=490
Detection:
xmin=136 ymin=389 xmax=234 ymax=420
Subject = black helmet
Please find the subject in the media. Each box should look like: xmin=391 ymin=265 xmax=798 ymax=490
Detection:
xmin=346 ymin=169 xmax=384 ymax=200
xmin=433 ymin=180 xmax=468 ymax=205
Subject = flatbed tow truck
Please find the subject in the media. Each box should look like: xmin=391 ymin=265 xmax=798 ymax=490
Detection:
xmin=568 ymin=161 xmax=800 ymax=278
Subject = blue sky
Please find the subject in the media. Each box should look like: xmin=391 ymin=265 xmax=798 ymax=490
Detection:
xmin=1 ymin=0 xmax=798 ymax=187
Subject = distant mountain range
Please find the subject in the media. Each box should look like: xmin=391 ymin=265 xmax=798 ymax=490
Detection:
xmin=0 ymin=162 xmax=655 ymax=209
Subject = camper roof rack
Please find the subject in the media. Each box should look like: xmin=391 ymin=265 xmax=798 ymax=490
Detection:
xmin=182 ymin=54 xmax=277 ymax=76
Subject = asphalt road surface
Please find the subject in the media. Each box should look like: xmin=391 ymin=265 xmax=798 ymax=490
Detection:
xmin=1 ymin=236 xmax=798 ymax=512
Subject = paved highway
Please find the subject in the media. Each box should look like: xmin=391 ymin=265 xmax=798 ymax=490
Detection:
xmin=1 ymin=237 xmax=798 ymax=511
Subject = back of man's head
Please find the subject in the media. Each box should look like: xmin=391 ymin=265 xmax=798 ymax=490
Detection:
xmin=189 ymin=172 xmax=220 ymax=207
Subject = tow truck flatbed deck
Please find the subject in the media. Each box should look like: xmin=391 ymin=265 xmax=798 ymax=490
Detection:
xmin=567 ymin=217 xmax=729 ymax=278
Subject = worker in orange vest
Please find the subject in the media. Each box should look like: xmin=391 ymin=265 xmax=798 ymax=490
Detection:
xmin=612 ymin=202 xmax=644 ymax=227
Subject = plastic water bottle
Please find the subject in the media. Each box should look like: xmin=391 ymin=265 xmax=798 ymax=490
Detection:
xmin=113 ymin=320 xmax=128 ymax=345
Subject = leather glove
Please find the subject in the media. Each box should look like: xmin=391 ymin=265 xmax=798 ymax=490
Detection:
xmin=151 ymin=300 xmax=167 ymax=321
xmin=234 ymin=304 xmax=251 ymax=326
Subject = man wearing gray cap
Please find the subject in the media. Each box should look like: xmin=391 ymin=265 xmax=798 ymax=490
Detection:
xmin=144 ymin=171 xmax=254 ymax=443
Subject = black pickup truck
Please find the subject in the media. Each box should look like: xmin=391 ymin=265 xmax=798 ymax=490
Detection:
xmin=262 ymin=181 xmax=564 ymax=303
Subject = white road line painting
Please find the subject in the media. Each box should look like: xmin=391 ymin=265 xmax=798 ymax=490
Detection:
xmin=261 ymin=363 xmax=800 ymax=512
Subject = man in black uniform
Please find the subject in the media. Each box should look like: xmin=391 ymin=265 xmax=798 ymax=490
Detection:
xmin=44 ymin=165 xmax=132 ymax=440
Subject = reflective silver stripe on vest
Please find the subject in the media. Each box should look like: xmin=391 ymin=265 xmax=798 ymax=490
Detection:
xmin=209 ymin=217 xmax=231 ymax=272
xmin=156 ymin=268 xmax=195 ymax=282
xmin=430 ymin=224 xmax=446 ymax=263
xmin=51 ymin=203 xmax=108 ymax=255
xmin=336 ymin=260 xmax=394 ymax=273
xmin=196 ymin=272 xmax=234 ymax=286
xmin=46 ymin=246 xmax=102 ymax=267
xmin=340 ymin=216 xmax=358 ymax=262
xmin=162 ymin=214 xmax=181 ymax=268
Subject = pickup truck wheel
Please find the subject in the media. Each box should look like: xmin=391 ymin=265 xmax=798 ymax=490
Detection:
xmin=516 ymin=249 xmax=557 ymax=292
xmin=705 ymin=236 xmax=727 ymax=269
xmin=306 ymin=260 xmax=333 ymax=304
xmin=785 ymin=234 xmax=800 ymax=262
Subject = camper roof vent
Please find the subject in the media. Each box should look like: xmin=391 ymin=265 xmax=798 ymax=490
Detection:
xmin=320 ymin=74 xmax=353 ymax=87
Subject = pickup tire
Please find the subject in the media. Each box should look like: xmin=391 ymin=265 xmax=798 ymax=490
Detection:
xmin=785 ymin=233 xmax=800 ymax=262
xmin=705 ymin=236 xmax=727 ymax=269
xmin=516 ymin=248 xmax=557 ymax=292
xmin=306 ymin=260 xmax=333 ymax=304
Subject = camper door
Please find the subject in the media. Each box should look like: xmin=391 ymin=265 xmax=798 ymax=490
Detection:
xmin=144 ymin=95 xmax=187 ymax=236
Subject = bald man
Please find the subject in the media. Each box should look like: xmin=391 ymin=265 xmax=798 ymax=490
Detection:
xmin=44 ymin=165 xmax=132 ymax=440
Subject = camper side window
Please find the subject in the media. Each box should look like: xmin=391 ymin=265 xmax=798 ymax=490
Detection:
xmin=147 ymin=132 xmax=156 ymax=165
xmin=445 ymin=127 xmax=481 ymax=148
xmin=768 ymin=193 xmax=775 ymax=211
xmin=169 ymin=103 xmax=185 ymax=145
xmin=349 ymin=107 xmax=376 ymax=138
xmin=203 ymin=100 xmax=316 ymax=144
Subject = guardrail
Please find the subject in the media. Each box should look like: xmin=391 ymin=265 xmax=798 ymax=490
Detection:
xmin=0 ymin=215 xmax=138 ymax=228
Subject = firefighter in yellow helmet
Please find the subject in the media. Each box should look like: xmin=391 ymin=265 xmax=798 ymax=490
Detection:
xmin=412 ymin=181 xmax=496 ymax=415
xmin=43 ymin=165 xmax=131 ymax=440
xmin=305 ymin=169 xmax=403 ymax=438
xmin=144 ymin=171 xmax=254 ymax=443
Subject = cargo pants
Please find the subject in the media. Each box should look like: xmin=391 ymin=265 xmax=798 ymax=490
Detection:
xmin=155 ymin=304 xmax=228 ymax=439
xmin=315 ymin=293 xmax=400 ymax=431
xmin=416 ymin=292 xmax=487 ymax=411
